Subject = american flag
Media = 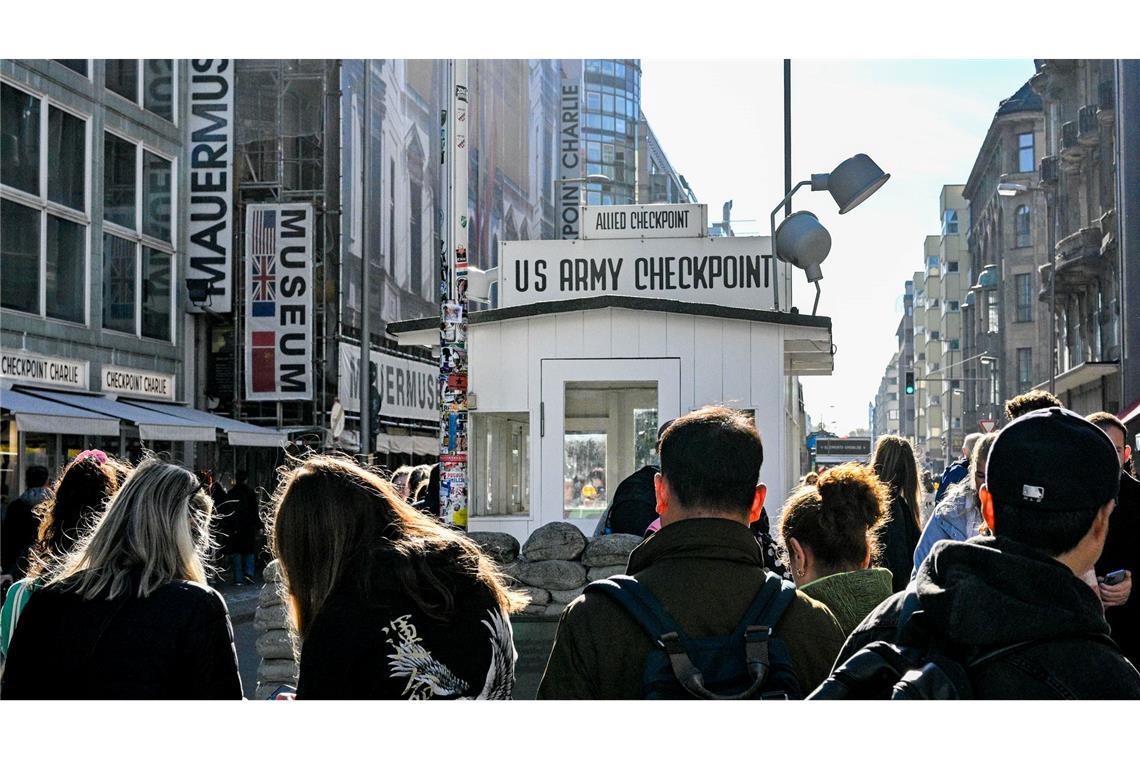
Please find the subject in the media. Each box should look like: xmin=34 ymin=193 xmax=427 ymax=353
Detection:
xmin=251 ymin=209 xmax=276 ymax=316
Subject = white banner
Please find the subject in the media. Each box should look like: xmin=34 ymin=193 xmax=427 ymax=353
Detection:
xmin=338 ymin=343 xmax=438 ymax=423
xmin=558 ymin=60 xmax=582 ymax=240
xmin=582 ymin=204 xmax=708 ymax=240
xmin=244 ymin=204 xmax=314 ymax=401
xmin=499 ymin=235 xmax=776 ymax=310
xmin=186 ymin=59 xmax=234 ymax=313
xmin=101 ymin=365 xmax=176 ymax=401
xmin=0 ymin=351 xmax=88 ymax=390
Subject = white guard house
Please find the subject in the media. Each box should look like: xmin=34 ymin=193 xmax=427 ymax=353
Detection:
xmin=388 ymin=203 xmax=834 ymax=544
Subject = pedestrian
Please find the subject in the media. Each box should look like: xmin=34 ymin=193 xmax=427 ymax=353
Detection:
xmin=197 ymin=469 xmax=229 ymax=587
xmin=818 ymin=408 xmax=1140 ymax=699
xmin=537 ymin=406 xmax=845 ymax=699
xmin=0 ymin=451 xmax=127 ymax=661
xmin=1003 ymin=388 xmax=1062 ymax=420
xmin=777 ymin=462 xmax=893 ymax=636
xmin=226 ymin=470 xmax=260 ymax=585
xmin=935 ymin=432 xmax=982 ymax=506
xmin=595 ymin=420 xmax=674 ymax=537
xmin=407 ymin=464 xmax=431 ymax=504
xmin=268 ymin=454 xmax=525 ymax=699
xmin=911 ymin=432 xmax=997 ymax=577
xmin=870 ymin=435 xmax=924 ymax=592
xmin=412 ymin=463 xmax=441 ymax=519
xmin=391 ymin=465 xmax=415 ymax=501
xmin=1 ymin=458 xmax=242 ymax=699
xmin=1087 ymin=411 xmax=1139 ymax=663
xmin=1 ymin=465 xmax=53 ymax=588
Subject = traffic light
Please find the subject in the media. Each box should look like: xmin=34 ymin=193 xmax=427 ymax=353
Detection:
xmin=904 ymin=371 xmax=915 ymax=395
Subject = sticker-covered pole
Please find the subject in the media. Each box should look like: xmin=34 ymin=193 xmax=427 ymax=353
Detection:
xmin=439 ymin=60 xmax=470 ymax=529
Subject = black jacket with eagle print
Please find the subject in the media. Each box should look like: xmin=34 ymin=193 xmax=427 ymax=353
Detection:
xmin=295 ymin=550 xmax=516 ymax=700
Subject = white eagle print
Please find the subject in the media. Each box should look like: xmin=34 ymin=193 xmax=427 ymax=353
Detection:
xmin=384 ymin=609 xmax=517 ymax=699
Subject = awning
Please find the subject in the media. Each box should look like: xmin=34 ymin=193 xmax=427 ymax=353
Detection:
xmin=1 ymin=387 xmax=120 ymax=436
xmin=1120 ymin=397 xmax=1140 ymax=426
xmin=117 ymin=400 xmax=288 ymax=447
xmin=21 ymin=389 xmax=215 ymax=442
xmin=376 ymin=433 xmax=437 ymax=456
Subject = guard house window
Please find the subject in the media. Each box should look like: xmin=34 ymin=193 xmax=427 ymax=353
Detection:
xmin=472 ymin=413 xmax=530 ymax=517
xmin=1015 ymin=273 xmax=1033 ymax=322
xmin=942 ymin=209 xmax=959 ymax=236
xmin=1017 ymin=348 xmax=1033 ymax=393
xmin=1018 ymin=132 xmax=1035 ymax=173
xmin=1 ymin=84 xmax=89 ymax=323
xmin=1015 ymin=205 xmax=1031 ymax=248
xmin=101 ymin=131 xmax=175 ymax=341
xmin=103 ymin=60 xmax=175 ymax=123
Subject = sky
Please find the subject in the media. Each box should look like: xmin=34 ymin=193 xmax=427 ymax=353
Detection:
xmin=640 ymin=59 xmax=1036 ymax=435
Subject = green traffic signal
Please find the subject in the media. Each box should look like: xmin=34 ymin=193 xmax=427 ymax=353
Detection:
xmin=905 ymin=371 xmax=915 ymax=395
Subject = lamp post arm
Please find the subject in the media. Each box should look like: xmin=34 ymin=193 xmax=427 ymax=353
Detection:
xmin=769 ymin=180 xmax=813 ymax=311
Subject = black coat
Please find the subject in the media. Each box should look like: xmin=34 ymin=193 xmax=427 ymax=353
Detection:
xmin=878 ymin=494 xmax=921 ymax=593
xmin=604 ymin=465 xmax=659 ymax=537
xmin=223 ymin=483 xmax=260 ymax=555
xmin=1 ymin=488 xmax=50 ymax=579
xmin=1 ymin=576 xmax=242 ymax=699
xmin=833 ymin=535 xmax=1140 ymax=699
xmin=1096 ymin=472 xmax=1140 ymax=664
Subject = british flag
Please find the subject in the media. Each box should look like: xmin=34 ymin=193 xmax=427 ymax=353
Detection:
xmin=251 ymin=209 xmax=276 ymax=317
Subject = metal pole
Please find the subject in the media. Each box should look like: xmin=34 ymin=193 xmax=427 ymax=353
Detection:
xmin=438 ymin=60 xmax=470 ymax=530
xmin=782 ymin=59 xmax=792 ymax=312
xmin=1049 ymin=182 xmax=1058 ymax=395
xmin=359 ymin=60 xmax=372 ymax=461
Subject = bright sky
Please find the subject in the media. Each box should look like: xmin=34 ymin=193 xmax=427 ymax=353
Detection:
xmin=640 ymin=59 xmax=1036 ymax=435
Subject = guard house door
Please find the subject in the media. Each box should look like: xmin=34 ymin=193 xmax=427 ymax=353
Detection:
xmin=540 ymin=358 xmax=681 ymax=536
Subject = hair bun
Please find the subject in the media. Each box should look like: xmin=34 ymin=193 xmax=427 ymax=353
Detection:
xmin=816 ymin=462 xmax=888 ymax=530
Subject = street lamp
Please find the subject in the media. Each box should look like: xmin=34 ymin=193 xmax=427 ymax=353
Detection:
xmin=770 ymin=154 xmax=890 ymax=314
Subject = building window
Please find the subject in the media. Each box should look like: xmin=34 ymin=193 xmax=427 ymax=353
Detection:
xmin=104 ymin=132 xmax=136 ymax=229
xmin=103 ymin=60 xmax=175 ymax=123
xmin=100 ymin=132 xmax=175 ymax=341
xmin=987 ymin=291 xmax=1000 ymax=334
xmin=1 ymin=84 xmax=89 ymax=324
xmin=1015 ymin=273 xmax=1033 ymax=322
xmin=946 ymin=260 xmax=959 ymax=273
xmin=948 ymin=301 xmax=959 ymax=312
xmin=1018 ymin=132 xmax=1035 ymax=173
xmin=1017 ymin=347 xmax=1033 ymax=392
xmin=927 ymin=255 xmax=939 ymax=274
xmin=942 ymin=208 xmax=959 ymax=236
xmin=55 ymin=60 xmax=89 ymax=77
xmin=1015 ymin=205 xmax=1031 ymax=247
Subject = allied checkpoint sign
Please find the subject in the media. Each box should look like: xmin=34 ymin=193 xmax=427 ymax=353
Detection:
xmin=499 ymin=233 xmax=776 ymax=311
xmin=582 ymin=203 xmax=707 ymax=240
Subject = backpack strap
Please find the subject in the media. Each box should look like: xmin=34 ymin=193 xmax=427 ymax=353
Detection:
xmin=583 ymin=575 xmax=687 ymax=644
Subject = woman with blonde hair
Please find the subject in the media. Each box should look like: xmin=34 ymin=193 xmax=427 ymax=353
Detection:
xmin=1 ymin=458 xmax=241 ymax=699
xmin=779 ymin=463 xmax=894 ymax=636
xmin=870 ymin=435 xmax=924 ymax=592
xmin=269 ymin=454 xmax=527 ymax=699
xmin=911 ymin=432 xmax=997 ymax=577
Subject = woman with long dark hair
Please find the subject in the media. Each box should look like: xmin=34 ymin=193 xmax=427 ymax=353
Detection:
xmin=1 ymin=458 xmax=241 ymax=699
xmin=0 ymin=451 xmax=127 ymax=660
xmin=870 ymin=435 xmax=924 ymax=592
xmin=268 ymin=454 xmax=527 ymax=699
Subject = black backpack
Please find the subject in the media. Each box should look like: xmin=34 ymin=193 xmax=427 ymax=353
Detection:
xmin=808 ymin=592 xmax=1120 ymax=699
xmin=583 ymin=573 xmax=802 ymax=699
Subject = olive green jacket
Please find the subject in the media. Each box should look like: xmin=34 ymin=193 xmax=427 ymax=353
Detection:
xmin=536 ymin=518 xmax=846 ymax=699
xmin=798 ymin=567 xmax=894 ymax=638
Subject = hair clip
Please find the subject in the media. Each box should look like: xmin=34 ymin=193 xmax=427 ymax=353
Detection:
xmin=75 ymin=449 xmax=109 ymax=464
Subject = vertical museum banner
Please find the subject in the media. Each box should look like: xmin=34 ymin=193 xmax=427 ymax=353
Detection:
xmin=187 ymin=59 xmax=234 ymax=312
xmin=244 ymin=204 xmax=313 ymax=401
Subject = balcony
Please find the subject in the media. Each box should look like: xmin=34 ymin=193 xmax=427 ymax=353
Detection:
xmin=1054 ymin=226 xmax=1107 ymax=290
xmin=1098 ymin=80 xmax=1116 ymax=127
xmin=1040 ymin=154 xmax=1059 ymax=185
xmin=1078 ymin=105 xmax=1100 ymax=146
xmin=1060 ymin=121 xmax=1084 ymax=171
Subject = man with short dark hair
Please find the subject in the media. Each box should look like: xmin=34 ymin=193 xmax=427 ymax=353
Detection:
xmin=828 ymin=407 xmax=1140 ymax=698
xmin=1003 ymin=388 xmax=1062 ymax=420
xmin=538 ymin=406 xmax=845 ymax=699
xmin=1087 ymin=411 xmax=1140 ymax=663
xmin=1 ymin=465 xmax=52 ymax=587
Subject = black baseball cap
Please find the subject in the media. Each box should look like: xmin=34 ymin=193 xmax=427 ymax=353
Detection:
xmin=986 ymin=406 xmax=1120 ymax=512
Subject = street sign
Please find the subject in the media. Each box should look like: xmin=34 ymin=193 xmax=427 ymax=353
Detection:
xmin=979 ymin=419 xmax=996 ymax=433
xmin=814 ymin=437 xmax=873 ymax=457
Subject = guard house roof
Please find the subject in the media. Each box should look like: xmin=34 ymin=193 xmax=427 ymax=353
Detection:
xmin=387 ymin=295 xmax=834 ymax=376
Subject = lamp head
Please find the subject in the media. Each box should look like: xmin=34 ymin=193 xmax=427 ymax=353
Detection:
xmin=813 ymin=154 xmax=891 ymax=214
xmin=997 ymin=181 xmax=1028 ymax=197
xmin=774 ymin=211 xmax=832 ymax=283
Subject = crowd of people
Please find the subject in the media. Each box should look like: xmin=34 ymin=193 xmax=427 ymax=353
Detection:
xmin=0 ymin=388 xmax=1136 ymax=700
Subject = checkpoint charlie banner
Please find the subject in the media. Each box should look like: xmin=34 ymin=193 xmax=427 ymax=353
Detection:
xmin=244 ymin=204 xmax=313 ymax=401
